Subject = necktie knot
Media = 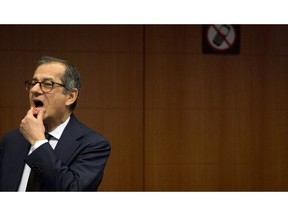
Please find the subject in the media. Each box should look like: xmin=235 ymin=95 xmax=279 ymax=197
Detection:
xmin=45 ymin=133 xmax=52 ymax=140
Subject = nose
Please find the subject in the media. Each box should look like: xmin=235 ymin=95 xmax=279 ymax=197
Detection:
xmin=30 ymin=82 xmax=43 ymax=93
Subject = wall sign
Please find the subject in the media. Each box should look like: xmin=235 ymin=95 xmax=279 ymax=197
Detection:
xmin=202 ymin=25 xmax=240 ymax=54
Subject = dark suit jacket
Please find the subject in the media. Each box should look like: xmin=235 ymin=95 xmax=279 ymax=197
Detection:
xmin=0 ymin=114 xmax=111 ymax=191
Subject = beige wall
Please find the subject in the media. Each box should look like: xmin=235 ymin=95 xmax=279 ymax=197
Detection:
xmin=1 ymin=25 xmax=288 ymax=191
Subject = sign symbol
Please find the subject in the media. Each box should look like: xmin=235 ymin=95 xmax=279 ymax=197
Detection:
xmin=207 ymin=25 xmax=236 ymax=51
xmin=212 ymin=25 xmax=231 ymax=46
xmin=202 ymin=25 xmax=240 ymax=54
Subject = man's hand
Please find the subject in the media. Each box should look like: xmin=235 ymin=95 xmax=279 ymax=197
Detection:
xmin=20 ymin=107 xmax=46 ymax=145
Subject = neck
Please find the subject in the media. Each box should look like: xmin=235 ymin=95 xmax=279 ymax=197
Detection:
xmin=44 ymin=112 xmax=71 ymax=132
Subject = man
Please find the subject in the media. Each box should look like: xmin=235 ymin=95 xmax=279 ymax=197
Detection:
xmin=0 ymin=56 xmax=111 ymax=191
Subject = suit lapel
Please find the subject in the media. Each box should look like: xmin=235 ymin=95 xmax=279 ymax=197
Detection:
xmin=54 ymin=114 xmax=83 ymax=163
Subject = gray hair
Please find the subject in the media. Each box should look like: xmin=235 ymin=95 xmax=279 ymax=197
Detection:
xmin=37 ymin=56 xmax=81 ymax=111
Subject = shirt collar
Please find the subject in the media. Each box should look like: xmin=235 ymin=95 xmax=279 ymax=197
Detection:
xmin=48 ymin=115 xmax=71 ymax=140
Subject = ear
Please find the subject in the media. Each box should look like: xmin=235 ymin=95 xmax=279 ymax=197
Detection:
xmin=65 ymin=88 xmax=79 ymax=107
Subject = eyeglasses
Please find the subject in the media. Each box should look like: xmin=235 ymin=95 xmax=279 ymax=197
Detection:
xmin=25 ymin=80 xmax=66 ymax=93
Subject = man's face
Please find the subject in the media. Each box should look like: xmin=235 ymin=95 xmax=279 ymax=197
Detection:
xmin=29 ymin=62 xmax=70 ymax=124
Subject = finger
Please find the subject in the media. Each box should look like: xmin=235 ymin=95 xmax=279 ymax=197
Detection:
xmin=28 ymin=107 xmax=39 ymax=118
xmin=27 ymin=107 xmax=34 ymax=116
xmin=37 ymin=108 xmax=46 ymax=121
xmin=30 ymin=107 xmax=39 ymax=117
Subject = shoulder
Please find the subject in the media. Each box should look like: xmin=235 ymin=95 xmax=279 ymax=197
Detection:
xmin=67 ymin=114 xmax=110 ymax=149
xmin=1 ymin=129 xmax=22 ymax=142
xmin=0 ymin=129 xmax=27 ymax=152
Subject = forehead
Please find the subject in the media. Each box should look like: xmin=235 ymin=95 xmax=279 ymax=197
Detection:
xmin=33 ymin=62 xmax=66 ymax=80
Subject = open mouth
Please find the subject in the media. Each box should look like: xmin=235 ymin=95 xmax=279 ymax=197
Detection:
xmin=33 ymin=100 xmax=44 ymax=108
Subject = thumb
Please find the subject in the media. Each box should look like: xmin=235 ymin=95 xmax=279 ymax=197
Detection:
xmin=37 ymin=108 xmax=46 ymax=121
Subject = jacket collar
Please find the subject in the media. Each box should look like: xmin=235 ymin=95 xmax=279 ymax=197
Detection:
xmin=53 ymin=114 xmax=84 ymax=163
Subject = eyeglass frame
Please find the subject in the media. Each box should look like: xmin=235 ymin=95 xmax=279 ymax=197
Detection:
xmin=25 ymin=79 xmax=67 ymax=93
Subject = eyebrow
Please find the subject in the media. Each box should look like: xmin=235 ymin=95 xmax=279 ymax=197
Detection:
xmin=32 ymin=77 xmax=55 ymax=82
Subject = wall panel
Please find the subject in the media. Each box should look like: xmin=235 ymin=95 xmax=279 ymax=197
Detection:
xmin=144 ymin=25 xmax=288 ymax=191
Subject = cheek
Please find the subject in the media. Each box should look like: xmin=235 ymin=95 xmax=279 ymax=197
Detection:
xmin=46 ymin=97 xmax=67 ymax=113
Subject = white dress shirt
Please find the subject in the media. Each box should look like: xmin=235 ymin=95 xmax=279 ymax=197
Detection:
xmin=18 ymin=116 xmax=70 ymax=192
